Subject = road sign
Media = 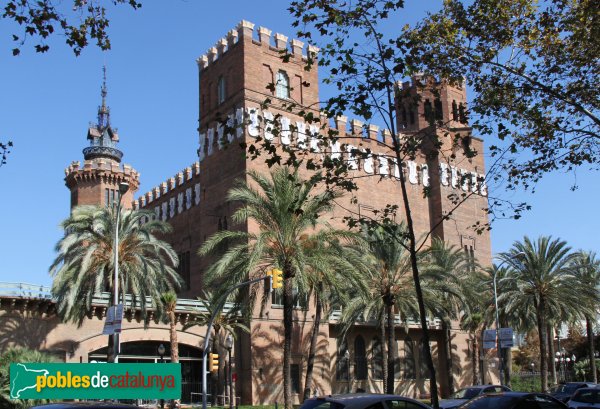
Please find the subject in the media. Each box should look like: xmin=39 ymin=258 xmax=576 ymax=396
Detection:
xmin=102 ymin=304 xmax=124 ymax=335
xmin=499 ymin=327 xmax=514 ymax=348
xmin=483 ymin=329 xmax=496 ymax=349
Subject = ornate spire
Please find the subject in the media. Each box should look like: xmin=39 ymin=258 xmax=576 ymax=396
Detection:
xmin=97 ymin=65 xmax=110 ymax=130
xmin=83 ymin=66 xmax=123 ymax=163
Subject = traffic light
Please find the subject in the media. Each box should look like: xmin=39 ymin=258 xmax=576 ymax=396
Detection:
xmin=266 ymin=269 xmax=284 ymax=290
xmin=209 ymin=353 xmax=219 ymax=372
xmin=272 ymin=269 xmax=283 ymax=289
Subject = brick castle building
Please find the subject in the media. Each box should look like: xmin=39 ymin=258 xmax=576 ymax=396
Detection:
xmin=0 ymin=20 xmax=495 ymax=405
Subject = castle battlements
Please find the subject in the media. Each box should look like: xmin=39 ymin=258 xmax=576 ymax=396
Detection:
xmin=196 ymin=20 xmax=319 ymax=70
xmin=65 ymin=160 xmax=138 ymax=177
xmin=133 ymin=162 xmax=201 ymax=221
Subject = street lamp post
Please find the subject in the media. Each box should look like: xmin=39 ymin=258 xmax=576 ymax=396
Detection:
xmin=225 ymin=334 xmax=234 ymax=409
xmin=158 ymin=344 xmax=166 ymax=409
xmin=492 ymin=268 xmax=504 ymax=386
xmin=555 ymin=350 xmax=574 ymax=382
xmin=492 ymin=252 xmax=525 ymax=386
xmin=110 ymin=182 xmax=129 ymax=363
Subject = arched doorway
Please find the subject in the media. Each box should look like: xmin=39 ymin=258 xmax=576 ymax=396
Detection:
xmin=89 ymin=341 xmax=203 ymax=403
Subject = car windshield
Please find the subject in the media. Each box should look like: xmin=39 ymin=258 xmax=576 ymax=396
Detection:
xmin=300 ymin=399 xmax=346 ymax=409
xmin=461 ymin=396 xmax=521 ymax=409
xmin=451 ymin=388 xmax=483 ymax=400
xmin=573 ymin=390 xmax=600 ymax=404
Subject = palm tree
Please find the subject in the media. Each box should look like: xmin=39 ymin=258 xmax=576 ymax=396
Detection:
xmin=421 ymin=238 xmax=469 ymax=395
xmin=460 ymin=310 xmax=485 ymax=385
xmin=50 ymin=205 xmax=182 ymax=326
xmin=340 ymin=225 xmax=455 ymax=394
xmin=499 ymin=236 xmax=581 ymax=392
xmin=0 ymin=347 xmax=56 ymax=408
xmin=487 ymin=264 xmax=536 ymax=388
xmin=161 ymin=291 xmax=180 ymax=409
xmin=301 ymin=239 xmax=367 ymax=400
xmin=200 ymin=167 xmax=362 ymax=409
xmin=184 ymin=290 xmax=249 ymax=403
xmin=569 ymin=251 xmax=600 ymax=383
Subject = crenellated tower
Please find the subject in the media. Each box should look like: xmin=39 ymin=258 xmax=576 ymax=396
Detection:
xmin=65 ymin=67 xmax=139 ymax=209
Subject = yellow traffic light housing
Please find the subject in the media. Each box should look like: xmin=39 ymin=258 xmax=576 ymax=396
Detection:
xmin=266 ymin=269 xmax=283 ymax=290
xmin=272 ymin=269 xmax=283 ymax=289
xmin=209 ymin=353 xmax=219 ymax=372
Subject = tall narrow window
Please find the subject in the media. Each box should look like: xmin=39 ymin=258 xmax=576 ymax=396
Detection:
xmin=371 ymin=337 xmax=383 ymax=380
xmin=291 ymin=364 xmax=301 ymax=393
xmin=217 ymin=76 xmax=226 ymax=104
xmin=276 ymin=71 xmax=290 ymax=99
xmin=354 ymin=336 xmax=368 ymax=380
xmin=452 ymin=100 xmax=459 ymax=121
xmin=434 ymin=98 xmax=443 ymax=120
xmin=177 ymin=251 xmax=191 ymax=290
xmin=419 ymin=339 xmax=431 ymax=379
xmin=402 ymin=336 xmax=416 ymax=379
xmin=459 ymin=103 xmax=467 ymax=123
xmin=401 ymin=107 xmax=408 ymax=128
xmin=336 ymin=340 xmax=349 ymax=380
xmin=424 ymin=99 xmax=433 ymax=123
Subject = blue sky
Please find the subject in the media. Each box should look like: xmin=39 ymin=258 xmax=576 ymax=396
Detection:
xmin=0 ymin=1 xmax=597 ymax=287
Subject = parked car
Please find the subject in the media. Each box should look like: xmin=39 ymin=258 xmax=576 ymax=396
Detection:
xmin=459 ymin=392 xmax=568 ymax=409
xmin=32 ymin=404 xmax=142 ymax=409
xmin=567 ymin=387 xmax=600 ymax=408
xmin=299 ymin=393 xmax=432 ymax=409
xmin=552 ymin=383 xmax=598 ymax=403
xmin=439 ymin=385 xmax=511 ymax=409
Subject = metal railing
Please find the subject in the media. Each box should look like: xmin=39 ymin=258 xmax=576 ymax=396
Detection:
xmin=0 ymin=281 xmax=236 ymax=314
xmin=328 ymin=308 xmax=442 ymax=328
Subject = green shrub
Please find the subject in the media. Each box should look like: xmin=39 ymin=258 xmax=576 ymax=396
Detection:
xmin=510 ymin=374 xmax=541 ymax=392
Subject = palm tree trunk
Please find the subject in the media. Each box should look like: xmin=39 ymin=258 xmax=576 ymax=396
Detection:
xmin=303 ymin=293 xmax=322 ymax=401
xmin=169 ymin=310 xmax=180 ymax=409
xmin=392 ymin=123 xmax=439 ymax=408
xmin=472 ymin=334 xmax=479 ymax=385
xmin=548 ymin=325 xmax=556 ymax=386
xmin=283 ymin=272 xmax=294 ymax=409
xmin=410 ymin=249 xmax=439 ymax=407
xmin=380 ymin=312 xmax=388 ymax=393
xmin=442 ymin=320 xmax=454 ymax=395
xmin=503 ymin=346 xmax=512 ymax=387
xmin=586 ymin=316 xmax=597 ymax=383
xmin=536 ymin=300 xmax=549 ymax=392
xmin=386 ymin=299 xmax=395 ymax=394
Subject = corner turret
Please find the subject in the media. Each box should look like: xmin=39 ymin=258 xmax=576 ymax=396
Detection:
xmin=64 ymin=67 xmax=139 ymax=209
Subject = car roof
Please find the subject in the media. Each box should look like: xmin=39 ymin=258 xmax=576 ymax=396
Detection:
xmin=483 ymin=392 xmax=552 ymax=397
xmin=573 ymin=387 xmax=600 ymax=393
xmin=309 ymin=393 xmax=430 ymax=408
xmin=458 ymin=385 xmax=505 ymax=390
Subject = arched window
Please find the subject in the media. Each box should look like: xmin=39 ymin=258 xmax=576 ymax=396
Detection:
xmin=354 ymin=336 xmax=367 ymax=380
xmin=371 ymin=337 xmax=383 ymax=380
xmin=276 ymin=70 xmax=290 ymax=99
xmin=217 ymin=76 xmax=226 ymax=104
xmin=419 ymin=339 xmax=431 ymax=379
xmin=402 ymin=336 xmax=416 ymax=379
xmin=336 ymin=339 xmax=350 ymax=380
